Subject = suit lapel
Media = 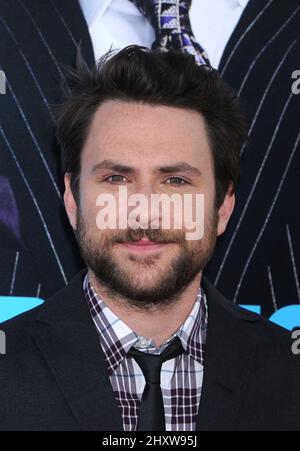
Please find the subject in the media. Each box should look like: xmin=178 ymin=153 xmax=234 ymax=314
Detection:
xmin=30 ymin=270 xmax=259 ymax=431
xmin=219 ymin=0 xmax=300 ymax=78
xmin=50 ymin=0 xmax=95 ymax=67
xmin=30 ymin=270 xmax=123 ymax=431
xmin=196 ymin=278 xmax=259 ymax=431
xmin=219 ymin=0 xmax=271 ymax=74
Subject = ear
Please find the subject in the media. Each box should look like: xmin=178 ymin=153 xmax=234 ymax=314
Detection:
xmin=64 ymin=173 xmax=78 ymax=230
xmin=217 ymin=182 xmax=236 ymax=237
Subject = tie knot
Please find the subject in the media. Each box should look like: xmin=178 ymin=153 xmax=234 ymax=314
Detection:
xmin=132 ymin=0 xmax=192 ymax=22
xmin=129 ymin=0 xmax=210 ymax=66
xmin=128 ymin=336 xmax=186 ymax=384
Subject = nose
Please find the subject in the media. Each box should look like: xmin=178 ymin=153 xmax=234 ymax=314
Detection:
xmin=128 ymin=182 xmax=161 ymax=230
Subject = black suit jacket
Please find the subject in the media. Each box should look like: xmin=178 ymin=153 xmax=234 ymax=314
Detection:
xmin=0 ymin=269 xmax=300 ymax=431
xmin=0 ymin=0 xmax=299 ymax=317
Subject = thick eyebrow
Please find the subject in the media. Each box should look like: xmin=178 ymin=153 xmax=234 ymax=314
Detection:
xmin=91 ymin=159 xmax=202 ymax=177
xmin=91 ymin=160 xmax=134 ymax=175
xmin=157 ymin=162 xmax=202 ymax=178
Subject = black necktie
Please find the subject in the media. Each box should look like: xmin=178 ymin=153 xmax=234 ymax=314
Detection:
xmin=128 ymin=336 xmax=186 ymax=431
xmin=129 ymin=0 xmax=210 ymax=66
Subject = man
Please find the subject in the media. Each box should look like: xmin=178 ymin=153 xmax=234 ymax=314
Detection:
xmin=0 ymin=46 xmax=299 ymax=431
xmin=0 ymin=0 xmax=299 ymax=319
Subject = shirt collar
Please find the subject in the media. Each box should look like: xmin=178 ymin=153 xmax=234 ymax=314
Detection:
xmin=78 ymin=0 xmax=110 ymax=26
xmin=233 ymin=0 xmax=249 ymax=8
xmin=83 ymin=273 xmax=208 ymax=375
xmin=79 ymin=0 xmax=143 ymax=27
xmin=79 ymin=0 xmax=249 ymax=26
xmin=226 ymin=0 xmax=249 ymax=8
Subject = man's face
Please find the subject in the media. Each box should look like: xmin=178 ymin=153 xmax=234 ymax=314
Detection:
xmin=64 ymin=100 xmax=235 ymax=310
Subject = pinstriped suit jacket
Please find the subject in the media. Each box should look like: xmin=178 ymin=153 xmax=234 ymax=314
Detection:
xmin=205 ymin=0 xmax=300 ymax=316
xmin=0 ymin=0 xmax=93 ymax=297
xmin=0 ymin=0 xmax=299 ymax=316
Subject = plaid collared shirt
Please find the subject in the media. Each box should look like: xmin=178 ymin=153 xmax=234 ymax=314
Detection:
xmin=83 ymin=272 xmax=208 ymax=431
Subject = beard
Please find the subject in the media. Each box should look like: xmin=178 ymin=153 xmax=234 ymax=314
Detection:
xmin=76 ymin=209 xmax=218 ymax=311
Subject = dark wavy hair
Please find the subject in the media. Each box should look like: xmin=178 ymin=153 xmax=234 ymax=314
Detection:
xmin=55 ymin=45 xmax=248 ymax=208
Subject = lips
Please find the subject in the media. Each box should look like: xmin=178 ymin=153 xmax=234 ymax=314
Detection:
xmin=118 ymin=239 xmax=172 ymax=253
xmin=127 ymin=239 xmax=160 ymax=245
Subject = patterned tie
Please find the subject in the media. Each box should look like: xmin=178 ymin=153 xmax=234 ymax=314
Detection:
xmin=128 ymin=336 xmax=187 ymax=431
xmin=129 ymin=0 xmax=210 ymax=66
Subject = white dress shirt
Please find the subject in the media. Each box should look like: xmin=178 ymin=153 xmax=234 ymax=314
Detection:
xmin=79 ymin=0 xmax=249 ymax=69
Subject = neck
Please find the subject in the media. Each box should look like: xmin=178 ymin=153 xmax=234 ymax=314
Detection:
xmin=88 ymin=270 xmax=203 ymax=348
